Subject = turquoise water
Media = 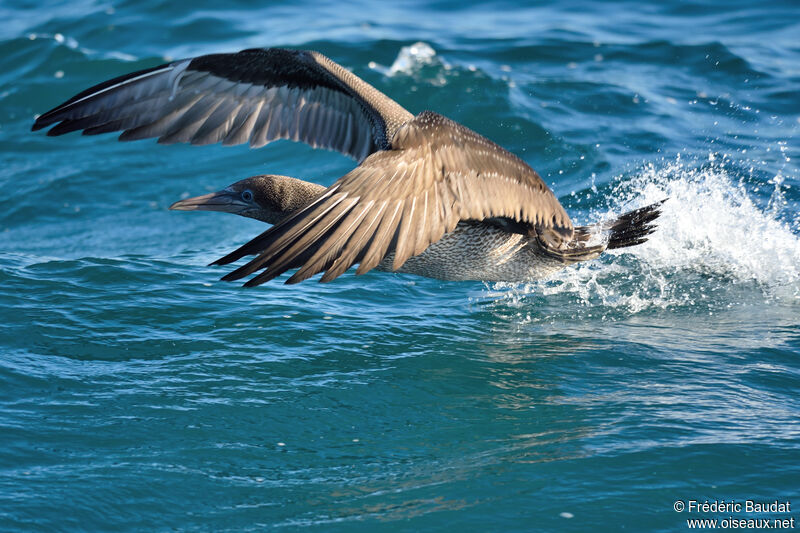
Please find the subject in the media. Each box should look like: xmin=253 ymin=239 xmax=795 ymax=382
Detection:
xmin=2 ymin=0 xmax=799 ymax=530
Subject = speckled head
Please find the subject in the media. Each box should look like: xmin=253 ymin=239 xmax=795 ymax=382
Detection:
xmin=169 ymin=174 xmax=325 ymax=224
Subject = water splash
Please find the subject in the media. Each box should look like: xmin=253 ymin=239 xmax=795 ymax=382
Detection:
xmin=612 ymin=161 xmax=800 ymax=286
xmin=369 ymin=41 xmax=445 ymax=76
xmin=492 ymin=159 xmax=800 ymax=314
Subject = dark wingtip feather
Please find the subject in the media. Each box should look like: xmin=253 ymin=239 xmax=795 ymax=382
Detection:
xmin=285 ymin=268 xmax=318 ymax=284
xmin=220 ymin=265 xmax=252 ymax=282
xmin=211 ymin=228 xmax=277 ymax=267
xmin=33 ymin=110 xmax=64 ymax=132
xmin=32 ymin=62 xmax=171 ymax=136
xmin=209 ymin=256 xmax=233 ymax=267
xmin=46 ymin=122 xmax=75 ymax=136
xmin=242 ymin=269 xmax=281 ymax=287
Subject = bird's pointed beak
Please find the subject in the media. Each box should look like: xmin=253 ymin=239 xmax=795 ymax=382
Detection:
xmin=169 ymin=190 xmax=247 ymax=214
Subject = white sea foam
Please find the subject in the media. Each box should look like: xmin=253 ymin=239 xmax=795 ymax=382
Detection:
xmin=28 ymin=32 xmax=137 ymax=62
xmin=491 ymin=159 xmax=800 ymax=312
xmin=369 ymin=41 xmax=445 ymax=76
xmin=612 ymin=161 xmax=800 ymax=286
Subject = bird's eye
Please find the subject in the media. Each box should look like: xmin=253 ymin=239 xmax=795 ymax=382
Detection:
xmin=241 ymin=189 xmax=254 ymax=202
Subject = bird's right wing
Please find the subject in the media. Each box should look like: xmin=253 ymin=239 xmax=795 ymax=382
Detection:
xmin=214 ymin=112 xmax=574 ymax=285
xmin=32 ymin=48 xmax=413 ymax=161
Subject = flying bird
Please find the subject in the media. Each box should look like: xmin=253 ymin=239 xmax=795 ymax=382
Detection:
xmin=33 ymin=48 xmax=662 ymax=285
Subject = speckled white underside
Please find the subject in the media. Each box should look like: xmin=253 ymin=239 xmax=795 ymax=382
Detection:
xmin=377 ymin=221 xmax=569 ymax=282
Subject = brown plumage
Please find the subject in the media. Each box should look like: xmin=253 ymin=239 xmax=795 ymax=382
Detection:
xmin=171 ymin=174 xmax=663 ymax=284
xmin=33 ymin=47 xmax=662 ymax=285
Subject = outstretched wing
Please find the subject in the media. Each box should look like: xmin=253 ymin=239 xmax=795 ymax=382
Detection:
xmin=32 ymin=48 xmax=413 ymax=161
xmin=215 ymin=111 xmax=573 ymax=285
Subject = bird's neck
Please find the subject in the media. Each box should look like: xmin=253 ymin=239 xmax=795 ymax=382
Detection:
xmin=257 ymin=175 xmax=326 ymax=224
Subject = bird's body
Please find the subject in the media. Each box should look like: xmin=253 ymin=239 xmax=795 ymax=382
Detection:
xmin=170 ymin=173 xmax=660 ymax=283
xmin=384 ymin=222 xmax=567 ymax=282
xmin=33 ymin=47 xmax=662 ymax=286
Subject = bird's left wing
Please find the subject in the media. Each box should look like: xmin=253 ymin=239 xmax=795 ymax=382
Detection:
xmin=32 ymin=48 xmax=413 ymax=161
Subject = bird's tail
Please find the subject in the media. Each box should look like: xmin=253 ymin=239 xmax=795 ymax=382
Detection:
xmin=603 ymin=199 xmax=665 ymax=249
xmin=536 ymin=199 xmax=665 ymax=263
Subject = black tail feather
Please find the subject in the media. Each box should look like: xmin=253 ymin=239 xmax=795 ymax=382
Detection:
xmin=606 ymin=199 xmax=666 ymax=250
xmin=536 ymin=199 xmax=665 ymax=264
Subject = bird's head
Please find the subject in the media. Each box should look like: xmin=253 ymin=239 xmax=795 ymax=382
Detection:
xmin=169 ymin=174 xmax=323 ymax=224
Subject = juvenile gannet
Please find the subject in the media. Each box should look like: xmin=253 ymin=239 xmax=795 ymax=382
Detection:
xmin=33 ymin=48 xmax=662 ymax=285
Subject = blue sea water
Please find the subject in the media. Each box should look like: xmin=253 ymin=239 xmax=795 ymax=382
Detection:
xmin=1 ymin=0 xmax=799 ymax=530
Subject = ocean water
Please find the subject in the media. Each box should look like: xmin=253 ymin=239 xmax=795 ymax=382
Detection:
xmin=1 ymin=0 xmax=799 ymax=530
